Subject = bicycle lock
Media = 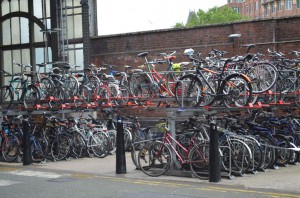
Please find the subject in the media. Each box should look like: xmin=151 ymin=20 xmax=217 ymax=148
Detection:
xmin=209 ymin=120 xmax=221 ymax=182
xmin=116 ymin=117 xmax=127 ymax=174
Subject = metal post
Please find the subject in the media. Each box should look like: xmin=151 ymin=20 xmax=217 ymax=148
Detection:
xmin=23 ymin=120 xmax=32 ymax=165
xmin=209 ymin=120 xmax=221 ymax=182
xmin=116 ymin=117 xmax=126 ymax=174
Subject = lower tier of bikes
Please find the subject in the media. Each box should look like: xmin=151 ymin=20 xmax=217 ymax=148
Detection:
xmin=1 ymin=108 xmax=300 ymax=181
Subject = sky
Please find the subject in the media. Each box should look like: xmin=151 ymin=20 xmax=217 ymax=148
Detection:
xmin=97 ymin=0 xmax=227 ymax=36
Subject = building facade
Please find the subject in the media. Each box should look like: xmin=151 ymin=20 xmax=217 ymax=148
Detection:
xmin=227 ymin=0 xmax=300 ymax=19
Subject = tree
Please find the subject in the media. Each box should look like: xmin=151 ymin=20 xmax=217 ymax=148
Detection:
xmin=173 ymin=6 xmax=249 ymax=28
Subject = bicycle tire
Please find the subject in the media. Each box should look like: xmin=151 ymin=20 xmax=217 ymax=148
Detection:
xmin=255 ymin=135 xmax=277 ymax=170
xmin=97 ymin=84 xmax=111 ymax=105
xmin=90 ymin=132 xmax=110 ymax=158
xmin=244 ymin=136 xmax=264 ymax=172
xmin=78 ymin=85 xmax=92 ymax=103
xmin=108 ymin=129 xmax=117 ymax=154
xmin=2 ymin=134 xmax=20 ymax=162
xmin=129 ymin=73 xmax=153 ymax=105
xmin=174 ymin=74 xmax=203 ymax=108
xmin=220 ymin=138 xmax=252 ymax=175
xmin=273 ymin=134 xmax=293 ymax=166
xmin=246 ymin=63 xmax=277 ymax=94
xmin=220 ymin=73 xmax=252 ymax=108
xmin=50 ymin=134 xmax=71 ymax=161
xmin=39 ymin=77 xmax=55 ymax=99
xmin=138 ymin=141 xmax=172 ymax=177
xmin=23 ymin=84 xmax=41 ymax=109
xmin=189 ymin=142 xmax=210 ymax=180
xmin=0 ymin=85 xmax=13 ymax=110
xmin=31 ymin=136 xmax=49 ymax=163
xmin=64 ymin=76 xmax=79 ymax=98
xmin=70 ymin=131 xmax=87 ymax=158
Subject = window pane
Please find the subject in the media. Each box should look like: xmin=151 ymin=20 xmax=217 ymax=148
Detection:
xmin=35 ymin=48 xmax=44 ymax=66
xmin=68 ymin=46 xmax=75 ymax=65
xmin=34 ymin=0 xmax=43 ymax=18
xmin=2 ymin=19 xmax=11 ymax=45
xmin=3 ymin=51 xmax=12 ymax=75
xmin=20 ymin=18 xmax=30 ymax=44
xmin=2 ymin=1 xmax=10 ymax=16
xmin=11 ymin=0 xmax=19 ymax=12
xmin=22 ymin=49 xmax=30 ymax=65
xmin=20 ymin=0 xmax=29 ymax=12
xmin=34 ymin=23 xmax=44 ymax=42
xmin=12 ymin=50 xmax=22 ymax=73
xmin=74 ymin=15 xmax=82 ymax=38
xmin=75 ymin=44 xmax=83 ymax=67
xmin=68 ymin=16 xmax=74 ymax=38
xmin=11 ymin=17 xmax=21 ymax=45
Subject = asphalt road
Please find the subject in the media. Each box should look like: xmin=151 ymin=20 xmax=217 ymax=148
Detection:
xmin=1 ymin=152 xmax=300 ymax=198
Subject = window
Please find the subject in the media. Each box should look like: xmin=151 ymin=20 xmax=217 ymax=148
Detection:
xmin=271 ymin=3 xmax=276 ymax=13
xmin=256 ymin=2 xmax=259 ymax=11
xmin=297 ymin=0 xmax=300 ymax=8
xmin=233 ymin=7 xmax=240 ymax=13
xmin=265 ymin=4 xmax=269 ymax=15
xmin=251 ymin=3 xmax=254 ymax=12
xmin=285 ymin=0 xmax=292 ymax=10
xmin=261 ymin=0 xmax=264 ymax=4
xmin=246 ymin=5 xmax=249 ymax=13
xmin=278 ymin=1 xmax=282 ymax=11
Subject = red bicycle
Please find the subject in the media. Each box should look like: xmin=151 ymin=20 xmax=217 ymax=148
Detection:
xmin=138 ymin=124 xmax=210 ymax=179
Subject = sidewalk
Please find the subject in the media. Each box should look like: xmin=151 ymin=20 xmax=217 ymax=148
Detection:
xmin=1 ymin=152 xmax=299 ymax=194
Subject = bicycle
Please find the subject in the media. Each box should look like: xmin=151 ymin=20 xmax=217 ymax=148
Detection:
xmin=0 ymin=61 xmax=41 ymax=110
xmin=138 ymin=123 xmax=210 ymax=179
xmin=129 ymin=51 xmax=184 ymax=106
xmin=175 ymin=50 xmax=253 ymax=108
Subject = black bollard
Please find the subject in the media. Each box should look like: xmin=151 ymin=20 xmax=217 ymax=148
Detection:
xmin=116 ymin=117 xmax=126 ymax=174
xmin=23 ymin=120 xmax=32 ymax=165
xmin=209 ymin=120 xmax=221 ymax=182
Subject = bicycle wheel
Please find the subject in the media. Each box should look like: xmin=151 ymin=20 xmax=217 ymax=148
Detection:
xmin=23 ymin=84 xmax=41 ymax=109
xmin=246 ymin=63 xmax=277 ymax=94
xmin=123 ymin=128 xmax=132 ymax=151
xmin=244 ymin=136 xmax=263 ymax=172
xmin=39 ymin=77 xmax=55 ymax=99
xmin=221 ymin=73 xmax=252 ymax=108
xmin=78 ymin=85 xmax=92 ymax=103
xmin=220 ymin=138 xmax=252 ymax=175
xmin=255 ymin=135 xmax=277 ymax=170
xmin=50 ymin=134 xmax=71 ymax=161
xmin=108 ymin=83 xmax=119 ymax=105
xmin=273 ymin=134 xmax=293 ymax=167
xmin=49 ymin=86 xmax=66 ymax=108
xmin=2 ymin=134 xmax=20 ymax=163
xmin=89 ymin=132 xmax=110 ymax=158
xmin=129 ymin=73 xmax=153 ymax=105
xmin=64 ymin=76 xmax=79 ymax=98
xmin=118 ymin=84 xmax=129 ymax=106
xmin=199 ymin=75 xmax=217 ymax=107
xmin=108 ymin=129 xmax=117 ymax=154
xmin=165 ymin=72 xmax=180 ymax=96
xmin=0 ymin=85 xmax=13 ymax=110
xmin=98 ymin=84 xmax=110 ymax=105
xmin=85 ymin=75 xmax=101 ymax=97
xmin=189 ymin=142 xmax=210 ymax=180
xmin=70 ymin=131 xmax=87 ymax=158
xmin=174 ymin=74 xmax=203 ymax=108
xmin=31 ymin=136 xmax=49 ymax=163
xmin=138 ymin=141 xmax=172 ymax=177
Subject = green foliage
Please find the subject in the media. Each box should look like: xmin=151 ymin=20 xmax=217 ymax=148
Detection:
xmin=174 ymin=6 xmax=249 ymax=28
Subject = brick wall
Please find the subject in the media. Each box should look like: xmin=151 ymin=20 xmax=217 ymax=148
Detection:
xmin=91 ymin=16 xmax=300 ymax=69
